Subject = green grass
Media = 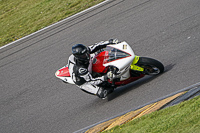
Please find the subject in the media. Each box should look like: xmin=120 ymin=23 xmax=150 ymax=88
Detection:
xmin=103 ymin=95 xmax=200 ymax=133
xmin=0 ymin=0 xmax=104 ymax=47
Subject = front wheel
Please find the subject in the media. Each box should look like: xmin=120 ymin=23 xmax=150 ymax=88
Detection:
xmin=136 ymin=57 xmax=164 ymax=75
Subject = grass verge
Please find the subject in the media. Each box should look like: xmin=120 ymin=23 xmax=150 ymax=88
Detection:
xmin=103 ymin=96 xmax=200 ymax=133
xmin=0 ymin=0 xmax=104 ymax=47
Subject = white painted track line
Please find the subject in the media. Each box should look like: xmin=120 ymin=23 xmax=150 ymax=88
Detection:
xmin=0 ymin=0 xmax=110 ymax=50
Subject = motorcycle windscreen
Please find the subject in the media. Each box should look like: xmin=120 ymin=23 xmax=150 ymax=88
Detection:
xmin=103 ymin=46 xmax=134 ymax=71
xmin=103 ymin=46 xmax=130 ymax=62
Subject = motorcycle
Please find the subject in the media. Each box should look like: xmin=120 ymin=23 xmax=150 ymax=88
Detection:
xmin=55 ymin=41 xmax=164 ymax=90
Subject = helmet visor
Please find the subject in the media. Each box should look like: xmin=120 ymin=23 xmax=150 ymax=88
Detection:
xmin=76 ymin=52 xmax=90 ymax=61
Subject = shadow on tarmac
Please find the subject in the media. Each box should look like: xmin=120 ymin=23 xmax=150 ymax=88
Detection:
xmin=107 ymin=64 xmax=175 ymax=101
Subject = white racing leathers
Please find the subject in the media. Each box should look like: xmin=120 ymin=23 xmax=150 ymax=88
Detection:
xmin=67 ymin=41 xmax=110 ymax=96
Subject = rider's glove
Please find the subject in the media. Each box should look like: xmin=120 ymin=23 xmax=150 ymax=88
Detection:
xmin=107 ymin=71 xmax=114 ymax=79
xmin=109 ymin=39 xmax=118 ymax=44
xmin=103 ymin=71 xmax=114 ymax=81
xmin=103 ymin=74 xmax=108 ymax=81
xmin=107 ymin=71 xmax=115 ymax=80
xmin=95 ymin=41 xmax=104 ymax=45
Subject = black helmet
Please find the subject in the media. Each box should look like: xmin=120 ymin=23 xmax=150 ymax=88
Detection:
xmin=72 ymin=44 xmax=90 ymax=63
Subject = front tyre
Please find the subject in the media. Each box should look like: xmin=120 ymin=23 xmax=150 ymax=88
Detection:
xmin=136 ymin=57 xmax=164 ymax=75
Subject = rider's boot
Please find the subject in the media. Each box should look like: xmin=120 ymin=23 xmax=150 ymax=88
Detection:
xmin=96 ymin=87 xmax=113 ymax=99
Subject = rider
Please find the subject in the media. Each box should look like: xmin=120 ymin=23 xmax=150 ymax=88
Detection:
xmin=67 ymin=39 xmax=118 ymax=99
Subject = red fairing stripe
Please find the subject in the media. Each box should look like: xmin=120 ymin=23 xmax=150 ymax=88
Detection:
xmin=56 ymin=67 xmax=70 ymax=77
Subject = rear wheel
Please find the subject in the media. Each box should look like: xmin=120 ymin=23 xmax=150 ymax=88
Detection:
xmin=136 ymin=57 xmax=164 ymax=75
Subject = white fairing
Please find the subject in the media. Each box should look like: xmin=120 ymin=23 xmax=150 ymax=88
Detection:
xmin=58 ymin=75 xmax=75 ymax=84
xmin=103 ymin=42 xmax=135 ymax=80
xmin=104 ymin=41 xmax=135 ymax=70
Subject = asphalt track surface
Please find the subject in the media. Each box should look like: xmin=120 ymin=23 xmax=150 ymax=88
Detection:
xmin=0 ymin=0 xmax=200 ymax=132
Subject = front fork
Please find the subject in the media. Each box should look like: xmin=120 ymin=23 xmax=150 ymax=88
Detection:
xmin=130 ymin=55 xmax=144 ymax=72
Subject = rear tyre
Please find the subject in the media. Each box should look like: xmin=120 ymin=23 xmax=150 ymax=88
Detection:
xmin=136 ymin=57 xmax=164 ymax=75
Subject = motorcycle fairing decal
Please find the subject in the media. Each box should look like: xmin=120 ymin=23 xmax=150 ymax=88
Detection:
xmin=123 ymin=44 xmax=127 ymax=49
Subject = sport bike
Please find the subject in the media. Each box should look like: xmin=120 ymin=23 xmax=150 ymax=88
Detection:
xmin=55 ymin=41 xmax=164 ymax=89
